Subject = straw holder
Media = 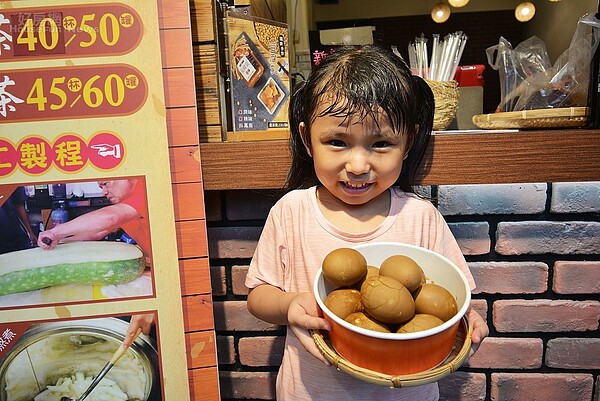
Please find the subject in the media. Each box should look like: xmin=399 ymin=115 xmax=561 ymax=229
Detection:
xmin=426 ymin=80 xmax=460 ymax=131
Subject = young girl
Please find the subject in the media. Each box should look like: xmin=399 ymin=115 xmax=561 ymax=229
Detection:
xmin=245 ymin=45 xmax=488 ymax=401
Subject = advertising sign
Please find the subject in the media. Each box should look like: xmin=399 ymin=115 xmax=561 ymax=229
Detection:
xmin=226 ymin=9 xmax=290 ymax=139
xmin=0 ymin=1 xmax=190 ymax=400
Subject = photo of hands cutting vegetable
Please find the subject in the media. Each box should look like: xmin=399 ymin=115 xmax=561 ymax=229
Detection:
xmin=0 ymin=178 xmax=154 ymax=308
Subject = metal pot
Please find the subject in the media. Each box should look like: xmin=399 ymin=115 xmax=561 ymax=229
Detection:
xmin=0 ymin=317 xmax=159 ymax=401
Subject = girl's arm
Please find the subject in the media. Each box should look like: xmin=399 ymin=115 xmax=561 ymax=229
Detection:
xmin=247 ymin=284 xmax=298 ymax=325
xmin=248 ymin=284 xmax=331 ymax=364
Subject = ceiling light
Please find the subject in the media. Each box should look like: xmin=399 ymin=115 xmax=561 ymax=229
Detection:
xmin=448 ymin=0 xmax=470 ymax=7
xmin=431 ymin=3 xmax=451 ymax=23
xmin=515 ymin=2 xmax=536 ymax=22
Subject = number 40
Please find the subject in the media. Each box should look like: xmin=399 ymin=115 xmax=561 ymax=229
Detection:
xmin=16 ymin=18 xmax=60 ymax=51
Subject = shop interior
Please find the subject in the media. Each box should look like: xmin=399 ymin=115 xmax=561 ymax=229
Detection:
xmin=20 ymin=182 xmax=114 ymax=237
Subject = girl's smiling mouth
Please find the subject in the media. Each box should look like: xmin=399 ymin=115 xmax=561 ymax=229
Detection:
xmin=342 ymin=181 xmax=372 ymax=191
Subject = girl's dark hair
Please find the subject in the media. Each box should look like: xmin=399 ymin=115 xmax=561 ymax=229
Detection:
xmin=286 ymin=45 xmax=434 ymax=193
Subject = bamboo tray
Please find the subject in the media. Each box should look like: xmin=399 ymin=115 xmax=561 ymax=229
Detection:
xmin=311 ymin=317 xmax=472 ymax=388
xmin=472 ymin=107 xmax=588 ymax=129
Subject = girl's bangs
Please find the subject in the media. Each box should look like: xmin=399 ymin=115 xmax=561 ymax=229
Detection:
xmin=313 ymin=80 xmax=408 ymax=136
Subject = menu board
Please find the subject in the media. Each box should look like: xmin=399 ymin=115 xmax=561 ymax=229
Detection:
xmin=0 ymin=2 xmax=190 ymax=400
xmin=226 ymin=9 xmax=290 ymax=137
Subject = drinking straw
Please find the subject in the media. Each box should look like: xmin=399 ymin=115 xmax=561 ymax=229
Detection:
xmin=408 ymin=42 xmax=417 ymax=75
xmin=421 ymin=35 xmax=429 ymax=79
xmin=437 ymin=34 xmax=451 ymax=80
xmin=454 ymin=33 xmax=468 ymax=80
xmin=401 ymin=31 xmax=467 ymax=81
xmin=430 ymin=34 xmax=440 ymax=80
xmin=443 ymin=33 xmax=459 ymax=80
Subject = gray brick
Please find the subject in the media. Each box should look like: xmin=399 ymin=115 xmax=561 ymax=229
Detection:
xmin=553 ymin=261 xmax=600 ymax=294
xmin=496 ymin=221 xmax=600 ymax=255
xmin=216 ymin=335 xmax=236 ymax=365
xmin=546 ymin=338 xmax=600 ymax=370
xmin=204 ymin=190 xmax=222 ymax=222
xmin=469 ymin=261 xmax=548 ymax=294
xmin=213 ymin=301 xmax=278 ymax=331
xmin=414 ymin=185 xmax=432 ymax=198
xmin=207 ymin=226 xmax=262 ymax=259
xmin=439 ymin=372 xmax=487 ymax=401
xmin=219 ymin=371 xmax=276 ymax=400
xmin=448 ymin=222 xmax=490 ymax=255
xmin=226 ymin=190 xmax=280 ymax=220
xmin=438 ymin=183 xmax=547 ymax=215
xmin=551 ymin=182 xmax=600 ymax=213
xmin=210 ymin=265 xmax=227 ymax=296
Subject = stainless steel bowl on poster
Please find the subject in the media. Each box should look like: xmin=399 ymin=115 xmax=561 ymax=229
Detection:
xmin=0 ymin=318 xmax=159 ymax=401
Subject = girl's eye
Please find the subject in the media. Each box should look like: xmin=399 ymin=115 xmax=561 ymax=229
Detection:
xmin=372 ymin=141 xmax=393 ymax=149
xmin=328 ymin=139 xmax=346 ymax=147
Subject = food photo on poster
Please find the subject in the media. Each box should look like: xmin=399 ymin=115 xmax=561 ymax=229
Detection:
xmin=226 ymin=8 xmax=291 ymax=134
xmin=0 ymin=177 xmax=154 ymax=308
xmin=0 ymin=313 xmax=162 ymax=401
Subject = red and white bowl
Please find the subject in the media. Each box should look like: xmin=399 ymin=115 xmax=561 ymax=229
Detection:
xmin=314 ymin=242 xmax=471 ymax=376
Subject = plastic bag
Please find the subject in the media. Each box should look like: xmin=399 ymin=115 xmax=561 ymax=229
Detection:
xmin=486 ymin=13 xmax=600 ymax=112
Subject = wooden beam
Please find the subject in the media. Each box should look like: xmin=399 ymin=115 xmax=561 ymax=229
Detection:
xmin=199 ymin=129 xmax=600 ymax=190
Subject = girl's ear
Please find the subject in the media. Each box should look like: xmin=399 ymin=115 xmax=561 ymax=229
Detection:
xmin=299 ymin=122 xmax=312 ymax=157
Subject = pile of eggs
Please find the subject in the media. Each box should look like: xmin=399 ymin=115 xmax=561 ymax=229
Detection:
xmin=322 ymin=247 xmax=458 ymax=334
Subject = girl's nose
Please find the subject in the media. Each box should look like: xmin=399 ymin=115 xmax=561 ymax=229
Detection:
xmin=345 ymin=149 xmax=370 ymax=175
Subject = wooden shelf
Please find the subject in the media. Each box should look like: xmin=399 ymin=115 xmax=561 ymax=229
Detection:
xmin=199 ymin=129 xmax=600 ymax=190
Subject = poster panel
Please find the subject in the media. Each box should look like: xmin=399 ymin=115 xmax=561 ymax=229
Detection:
xmin=226 ymin=9 xmax=290 ymax=133
xmin=0 ymin=1 xmax=190 ymax=400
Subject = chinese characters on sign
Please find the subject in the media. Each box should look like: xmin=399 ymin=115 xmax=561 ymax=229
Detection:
xmin=0 ymin=65 xmax=147 ymax=123
xmin=0 ymin=327 xmax=17 ymax=353
xmin=0 ymin=75 xmax=24 ymax=117
xmin=0 ymin=131 xmax=124 ymax=176
xmin=0 ymin=4 xmax=142 ymax=61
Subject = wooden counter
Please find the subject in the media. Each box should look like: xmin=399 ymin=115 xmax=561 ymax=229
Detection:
xmin=199 ymin=129 xmax=600 ymax=190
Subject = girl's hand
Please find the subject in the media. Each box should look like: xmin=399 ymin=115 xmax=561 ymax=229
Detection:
xmin=287 ymin=292 xmax=332 ymax=365
xmin=466 ymin=308 xmax=489 ymax=360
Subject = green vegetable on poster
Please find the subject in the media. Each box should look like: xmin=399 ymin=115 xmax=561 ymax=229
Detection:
xmin=0 ymin=241 xmax=145 ymax=296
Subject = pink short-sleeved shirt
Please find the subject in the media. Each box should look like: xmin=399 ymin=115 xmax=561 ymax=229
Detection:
xmin=246 ymin=186 xmax=475 ymax=401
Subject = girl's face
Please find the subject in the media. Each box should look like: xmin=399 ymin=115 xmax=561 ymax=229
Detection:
xmin=303 ymin=105 xmax=407 ymax=206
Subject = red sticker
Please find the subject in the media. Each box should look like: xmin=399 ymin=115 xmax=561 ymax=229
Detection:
xmin=0 ymin=321 xmax=33 ymax=361
xmin=88 ymin=131 xmax=125 ymax=171
xmin=0 ymin=139 xmax=18 ymax=177
xmin=52 ymin=133 xmax=89 ymax=173
xmin=17 ymin=135 xmax=52 ymax=175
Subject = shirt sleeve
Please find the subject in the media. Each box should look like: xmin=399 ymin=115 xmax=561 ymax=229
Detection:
xmin=245 ymin=202 xmax=288 ymax=290
xmin=120 ymin=180 xmax=146 ymax=215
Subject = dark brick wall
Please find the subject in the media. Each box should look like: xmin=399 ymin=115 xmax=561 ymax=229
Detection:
xmin=207 ymin=183 xmax=600 ymax=401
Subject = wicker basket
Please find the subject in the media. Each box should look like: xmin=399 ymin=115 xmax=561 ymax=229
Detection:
xmin=311 ymin=316 xmax=472 ymax=388
xmin=472 ymin=107 xmax=588 ymax=129
xmin=426 ymin=80 xmax=460 ymax=131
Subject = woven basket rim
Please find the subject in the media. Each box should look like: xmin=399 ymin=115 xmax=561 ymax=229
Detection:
xmin=472 ymin=107 xmax=588 ymax=129
xmin=311 ymin=316 xmax=473 ymax=388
